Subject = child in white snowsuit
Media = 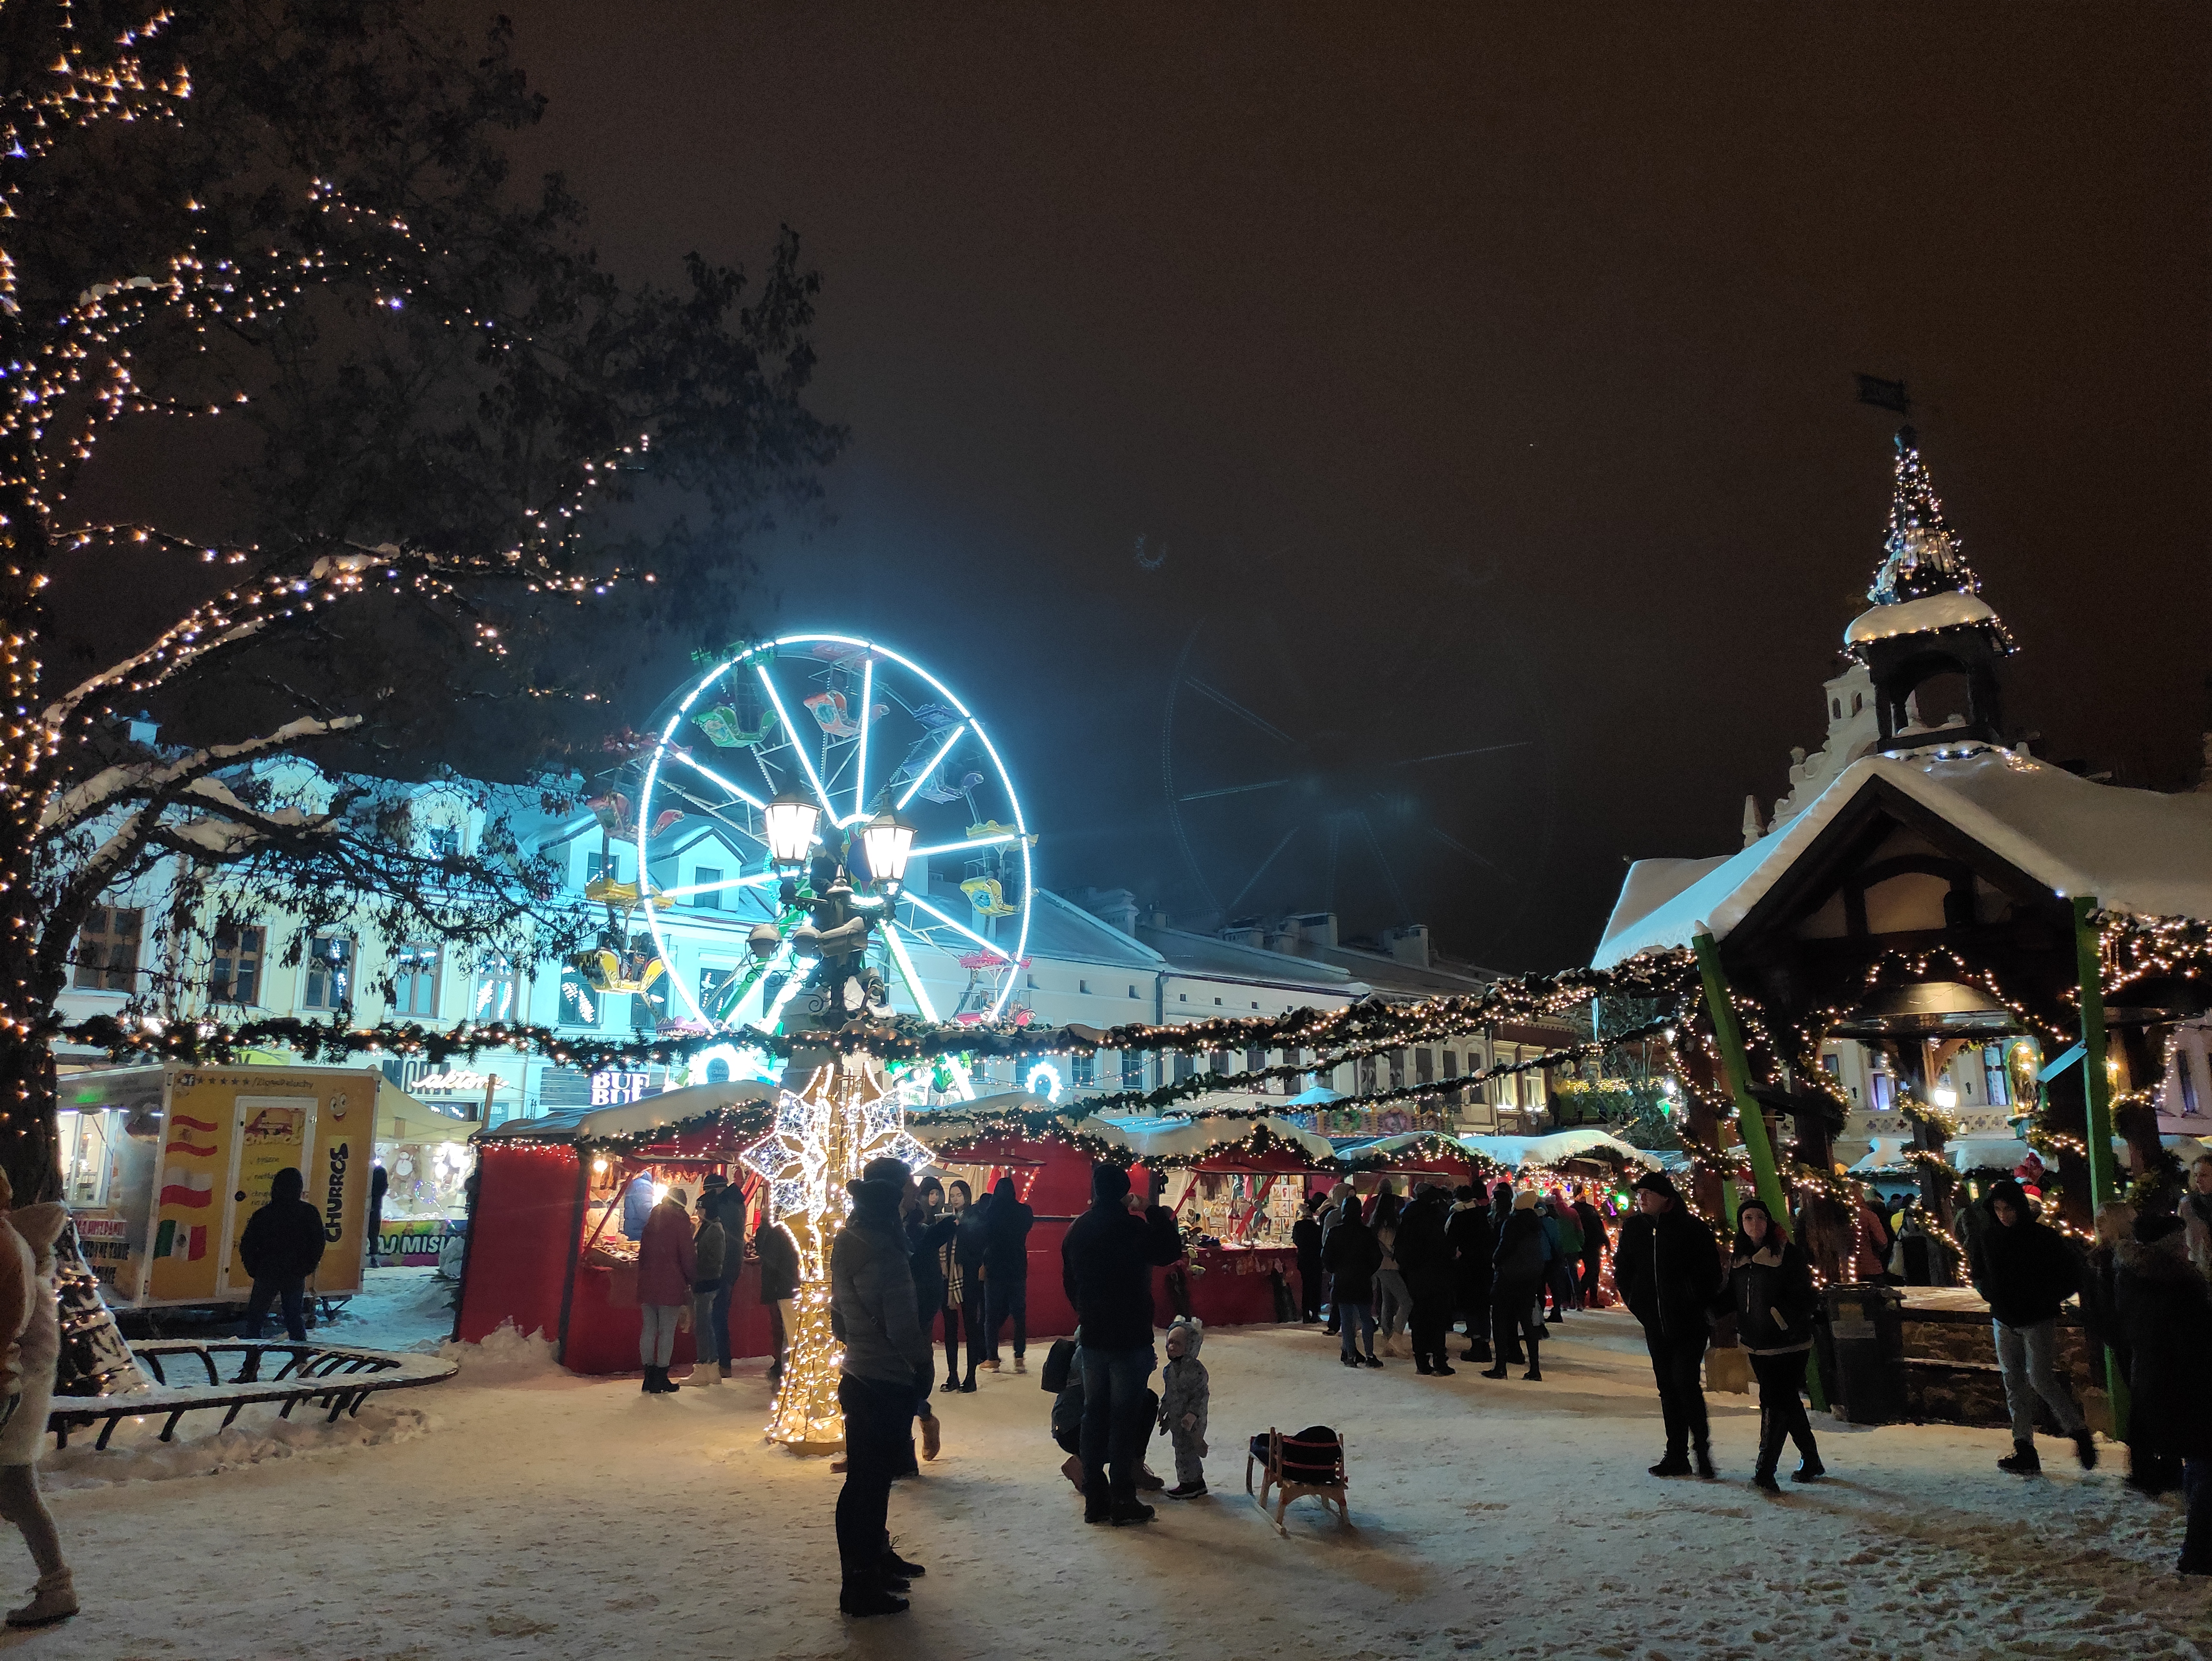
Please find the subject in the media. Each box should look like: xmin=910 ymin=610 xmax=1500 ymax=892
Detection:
xmin=1158 ymin=1316 xmax=1210 ymax=1498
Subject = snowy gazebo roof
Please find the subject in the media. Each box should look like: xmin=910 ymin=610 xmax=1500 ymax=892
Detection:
xmin=1459 ymin=1129 xmax=1661 ymax=1170
xmin=1595 ymin=748 xmax=2212 ymax=968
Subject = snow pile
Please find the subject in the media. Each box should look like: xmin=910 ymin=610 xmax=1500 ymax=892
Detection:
xmin=439 ymin=1318 xmax=562 ymax=1382
xmin=41 ymin=1398 xmax=432 ymax=1491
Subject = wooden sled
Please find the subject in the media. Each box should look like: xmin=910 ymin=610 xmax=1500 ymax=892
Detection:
xmin=1245 ymin=1426 xmax=1349 ymax=1536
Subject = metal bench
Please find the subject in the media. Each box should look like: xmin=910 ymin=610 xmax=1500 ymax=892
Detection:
xmin=48 ymin=1341 xmax=459 ymax=1451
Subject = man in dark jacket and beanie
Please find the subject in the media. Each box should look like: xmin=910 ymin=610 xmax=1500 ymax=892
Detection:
xmin=1060 ymin=1163 xmax=1183 ymax=1525
xmin=1968 ymin=1177 xmax=2094 ymax=1475
xmin=2116 ymin=1212 xmax=2212 ymax=1571
xmin=982 ymin=1175 xmax=1035 ymax=1373
xmin=1613 ymin=1170 xmax=1722 ymax=1476
xmin=1446 ymin=1185 xmax=1494 ymax=1362
xmin=1394 ymin=1186 xmax=1457 ymax=1375
xmin=239 ymin=1167 xmax=326 ymax=1342
xmin=1573 ymin=1195 xmax=1609 ymax=1309
xmin=830 ymin=1157 xmax=934 ymax=1617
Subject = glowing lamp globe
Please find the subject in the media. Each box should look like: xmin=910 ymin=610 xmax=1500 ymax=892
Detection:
xmin=860 ymin=808 xmax=917 ymax=891
xmin=763 ymin=790 xmax=821 ymax=868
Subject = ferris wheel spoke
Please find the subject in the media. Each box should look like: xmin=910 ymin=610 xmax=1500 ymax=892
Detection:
xmin=1397 ymin=741 xmax=1533 ymax=766
xmin=892 ymin=722 xmax=968 ymax=812
xmin=900 ymin=891 xmax=1007 ymax=960
xmin=1357 ymin=810 xmax=1412 ymax=924
xmin=1178 ymin=777 xmax=1292 ymax=803
xmin=1429 ymin=825 xmax=1518 ymax=884
xmin=753 ymin=662 xmax=837 ymax=819
xmin=1183 ymin=677 xmax=1298 ymax=748
xmin=1223 ymin=825 xmax=1300 ymax=915
xmin=851 ymin=654 xmax=874 ymax=823
xmin=668 ymin=749 xmax=769 ymax=811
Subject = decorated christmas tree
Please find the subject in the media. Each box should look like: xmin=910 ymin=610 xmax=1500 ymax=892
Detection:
xmin=1868 ymin=426 xmax=1987 ymax=606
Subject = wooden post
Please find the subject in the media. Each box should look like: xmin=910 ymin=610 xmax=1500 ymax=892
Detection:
xmin=2073 ymin=894 xmax=2128 ymax=1440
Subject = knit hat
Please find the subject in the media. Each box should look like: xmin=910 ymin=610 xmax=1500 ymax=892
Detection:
xmin=1453 ymin=1185 xmax=1477 ymax=1203
xmin=1632 ymin=1171 xmax=1679 ymax=1200
xmin=1092 ymin=1162 xmax=1132 ymax=1204
xmin=860 ymin=1155 xmax=910 ymax=1186
xmin=1512 ymin=1189 xmax=1539 ymax=1211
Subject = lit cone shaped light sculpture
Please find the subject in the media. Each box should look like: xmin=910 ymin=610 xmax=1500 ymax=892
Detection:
xmin=744 ymin=1055 xmax=929 ymax=1452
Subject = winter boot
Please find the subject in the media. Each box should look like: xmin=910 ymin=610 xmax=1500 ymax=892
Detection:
xmin=1648 ymin=1451 xmax=1692 ymax=1477
xmin=839 ymin=1574 xmax=908 ymax=1617
xmin=1014 ymin=1355 xmax=1027 ymax=1374
xmin=1751 ymin=1469 xmax=1781 ymax=1493
xmin=1415 ymin=1356 xmax=1434 ymax=1375
xmin=883 ymin=1545 xmax=926 ymax=1579
xmin=2071 ymin=1427 xmax=2099 ymax=1470
xmin=1083 ymin=1480 xmax=1113 ymax=1525
xmin=920 ymin=1413 xmax=941 ymax=1462
xmin=1460 ymin=1341 xmax=1491 ymax=1363
xmin=1998 ymin=1440 xmax=2042 ymax=1475
xmin=1361 ymin=1351 xmax=1383 ymax=1368
xmin=1165 ymin=1480 xmax=1208 ymax=1499
xmin=719 ymin=1359 xmax=732 ymax=1379
xmin=1480 ymin=1362 xmax=1509 ymax=1379
xmin=1110 ymin=1495 xmax=1157 ymax=1526
xmin=4 ymin=1572 xmax=75 ymax=1630
xmin=1136 ymin=1465 xmax=1166 ymax=1491
xmin=1791 ymin=1458 xmax=1827 ymax=1483
xmin=958 ymin=1367 xmax=978 ymax=1393
xmin=1431 ymin=1359 xmax=1455 ymax=1377
xmin=1340 ymin=1352 xmax=1361 ymax=1368
xmin=1693 ymin=1444 xmax=1717 ymax=1480
xmin=1522 ymin=1356 xmax=1543 ymax=1382
xmin=641 ymin=1369 xmax=656 ymax=1394
xmin=687 ymin=1365 xmax=719 ymax=1387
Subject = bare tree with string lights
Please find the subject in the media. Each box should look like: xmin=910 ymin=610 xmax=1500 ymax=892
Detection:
xmin=0 ymin=0 xmax=843 ymax=1197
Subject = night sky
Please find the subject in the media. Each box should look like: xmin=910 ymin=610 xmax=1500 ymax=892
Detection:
xmin=393 ymin=7 xmax=2212 ymax=964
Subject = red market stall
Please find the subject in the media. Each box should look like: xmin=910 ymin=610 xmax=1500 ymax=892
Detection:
xmin=456 ymin=1082 xmax=779 ymax=1374
xmin=1100 ymin=1113 xmax=1337 ymax=1330
xmin=910 ymin=1105 xmax=1099 ymax=1343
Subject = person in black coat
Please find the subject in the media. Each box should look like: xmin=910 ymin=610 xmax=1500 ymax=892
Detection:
xmin=1446 ymin=1185 xmax=1494 ymax=1363
xmin=1720 ymin=1197 xmax=1824 ymax=1490
xmin=238 ymin=1167 xmax=327 ymax=1342
xmin=755 ymin=1214 xmax=801 ymax=1384
xmin=982 ymin=1175 xmax=1036 ymax=1373
xmin=904 ymin=1177 xmax=958 ymax=1454
xmin=366 ymin=1162 xmax=389 ymax=1268
xmin=953 ymin=1188 xmax=995 ymax=1383
xmin=1059 ymin=1163 xmax=1184 ymax=1524
xmin=1572 ymin=1195 xmax=1609 ymax=1309
xmin=1613 ymin=1170 xmax=1722 ymax=1476
xmin=1323 ymin=1199 xmax=1383 ymax=1367
xmin=1483 ymin=1190 xmax=1548 ymax=1381
xmin=1968 ymin=1178 xmax=2093 ymax=1475
xmin=2115 ymin=1212 xmax=2212 ymax=1571
xmin=1394 ymin=1186 xmax=1457 ymax=1376
xmin=1291 ymin=1195 xmax=1326 ymax=1323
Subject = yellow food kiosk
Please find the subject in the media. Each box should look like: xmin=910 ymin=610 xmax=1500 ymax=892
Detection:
xmin=55 ymin=1064 xmax=418 ymax=1308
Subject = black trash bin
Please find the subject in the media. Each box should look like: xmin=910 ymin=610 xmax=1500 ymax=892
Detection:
xmin=1824 ymin=1283 xmax=1905 ymax=1424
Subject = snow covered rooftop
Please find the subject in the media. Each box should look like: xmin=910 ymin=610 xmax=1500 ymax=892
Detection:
xmin=1595 ymin=749 xmax=2212 ymax=968
xmin=1844 ymin=589 xmax=1999 ymax=649
xmin=1460 ymin=1129 xmax=1661 ymax=1170
xmin=479 ymin=1079 xmax=777 ymax=1141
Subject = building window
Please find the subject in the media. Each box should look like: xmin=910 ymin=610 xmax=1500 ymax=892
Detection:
xmin=1209 ymin=1050 xmax=1232 ymax=1076
xmin=2179 ymin=1050 xmax=2202 ymax=1117
xmin=472 ymin=954 xmax=516 ymax=1023
xmin=1246 ymin=1044 xmax=1265 ymax=1077
xmin=72 ymin=905 xmax=144 ymax=991
xmin=302 ymin=936 xmax=354 ymax=1010
xmin=1174 ymin=1052 xmax=1194 ymax=1083
xmin=425 ymin=825 xmax=461 ymax=858
xmin=692 ymin=866 xmax=722 ymax=910
xmin=1078 ymin=980 xmax=1090 ymax=995
xmin=1071 ymin=1052 xmax=1095 ymax=1088
xmin=210 ymin=918 xmax=265 ymax=1005
xmin=1358 ymin=1055 xmax=1377 ymax=1094
xmin=1387 ymin=1052 xmax=1405 ymax=1091
xmin=558 ymin=966 xmax=602 ymax=1027
xmin=1027 ymin=974 xmax=1038 ymax=989
xmin=391 ymin=943 xmax=441 ymax=1017
xmin=1416 ymin=1048 xmax=1435 ymax=1088
xmin=1120 ymin=1052 xmax=1147 ymax=1090
xmin=1128 ymin=985 xmax=1139 ymax=998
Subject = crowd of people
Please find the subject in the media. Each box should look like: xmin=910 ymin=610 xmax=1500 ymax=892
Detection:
xmin=637 ymin=1144 xmax=2212 ymax=1619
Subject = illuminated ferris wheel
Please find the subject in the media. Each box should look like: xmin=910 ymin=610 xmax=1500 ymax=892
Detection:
xmin=630 ymin=634 xmax=1034 ymax=1035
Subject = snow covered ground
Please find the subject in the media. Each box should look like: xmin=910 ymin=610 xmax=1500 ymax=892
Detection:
xmin=11 ymin=1308 xmax=2210 ymax=1659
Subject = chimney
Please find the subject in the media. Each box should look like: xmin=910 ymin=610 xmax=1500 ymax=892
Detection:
xmin=1071 ymin=886 xmax=1141 ymax=936
xmin=1287 ymin=911 xmax=1337 ymax=949
xmin=1384 ymin=924 xmax=1430 ymax=968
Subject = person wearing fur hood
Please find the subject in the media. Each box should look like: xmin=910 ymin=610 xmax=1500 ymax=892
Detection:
xmin=1719 ymin=1197 xmax=1824 ymax=1491
xmin=1157 ymin=1316 xmax=1209 ymax=1499
xmin=2115 ymin=1212 xmax=2212 ymax=1572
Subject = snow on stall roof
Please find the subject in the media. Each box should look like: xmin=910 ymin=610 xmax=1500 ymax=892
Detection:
xmin=1087 ymin=1112 xmax=1336 ymax=1164
xmin=1459 ymin=1129 xmax=1661 ymax=1170
xmin=1844 ymin=589 xmax=1998 ymax=647
xmin=478 ymin=1080 xmax=777 ymax=1142
xmin=1594 ymin=748 xmax=2212 ymax=968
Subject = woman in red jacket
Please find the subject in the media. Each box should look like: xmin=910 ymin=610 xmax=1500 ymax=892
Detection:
xmin=636 ymin=1186 xmax=697 ymax=1394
